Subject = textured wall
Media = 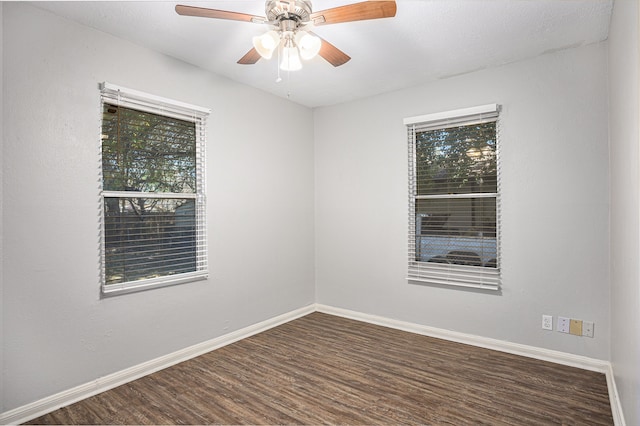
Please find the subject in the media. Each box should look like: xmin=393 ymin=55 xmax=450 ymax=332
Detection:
xmin=608 ymin=0 xmax=640 ymax=424
xmin=0 ymin=1 xmax=5 ymax=414
xmin=3 ymin=0 xmax=632 ymax=419
xmin=314 ymin=42 xmax=610 ymax=360
xmin=2 ymin=3 xmax=315 ymax=411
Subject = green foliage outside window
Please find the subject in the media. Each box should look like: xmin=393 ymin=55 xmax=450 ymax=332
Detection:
xmin=415 ymin=122 xmax=497 ymax=196
xmin=101 ymin=105 xmax=198 ymax=285
xmin=414 ymin=121 xmax=498 ymax=265
xmin=101 ymin=105 xmax=196 ymax=194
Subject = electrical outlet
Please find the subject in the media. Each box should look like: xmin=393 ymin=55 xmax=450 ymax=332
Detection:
xmin=542 ymin=315 xmax=553 ymax=330
xmin=583 ymin=321 xmax=594 ymax=338
xmin=557 ymin=316 xmax=570 ymax=333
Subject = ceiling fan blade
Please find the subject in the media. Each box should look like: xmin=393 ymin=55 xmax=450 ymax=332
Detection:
xmin=237 ymin=47 xmax=262 ymax=65
xmin=310 ymin=33 xmax=351 ymax=67
xmin=175 ymin=5 xmax=265 ymax=23
xmin=310 ymin=1 xmax=396 ymax=26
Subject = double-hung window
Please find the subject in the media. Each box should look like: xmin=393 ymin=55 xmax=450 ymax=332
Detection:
xmin=99 ymin=83 xmax=210 ymax=295
xmin=405 ymin=104 xmax=501 ymax=290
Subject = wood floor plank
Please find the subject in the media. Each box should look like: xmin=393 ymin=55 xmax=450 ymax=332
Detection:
xmin=27 ymin=312 xmax=613 ymax=425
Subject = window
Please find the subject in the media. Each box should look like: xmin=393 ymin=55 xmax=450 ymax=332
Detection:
xmin=405 ymin=104 xmax=501 ymax=290
xmin=99 ymin=83 xmax=210 ymax=295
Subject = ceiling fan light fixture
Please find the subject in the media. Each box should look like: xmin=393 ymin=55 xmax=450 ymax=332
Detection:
xmin=280 ymin=45 xmax=303 ymax=71
xmin=295 ymin=31 xmax=321 ymax=60
xmin=252 ymin=30 xmax=280 ymax=59
xmin=176 ymin=0 xmax=397 ymax=68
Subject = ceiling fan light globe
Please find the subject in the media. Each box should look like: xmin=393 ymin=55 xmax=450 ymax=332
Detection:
xmin=280 ymin=46 xmax=303 ymax=71
xmin=252 ymin=31 xmax=280 ymax=59
xmin=295 ymin=31 xmax=321 ymax=60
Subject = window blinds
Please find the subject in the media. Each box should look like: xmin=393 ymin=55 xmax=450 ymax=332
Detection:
xmin=99 ymin=83 xmax=210 ymax=295
xmin=406 ymin=104 xmax=501 ymax=291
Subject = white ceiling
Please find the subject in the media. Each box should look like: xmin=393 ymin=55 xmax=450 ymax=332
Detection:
xmin=32 ymin=0 xmax=613 ymax=108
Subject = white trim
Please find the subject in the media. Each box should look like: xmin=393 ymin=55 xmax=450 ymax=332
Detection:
xmin=102 ymin=191 xmax=197 ymax=199
xmin=1 ymin=304 xmax=626 ymax=425
xmin=316 ymin=305 xmax=608 ymax=371
xmin=416 ymin=192 xmax=498 ymax=200
xmin=99 ymin=84 xmax=209 ymax=296
xmin=101 ymin=82 xmax=211 ymax=115
xmin=406 ymin=108 xmax=501 ymax=290
xmin=403 ymin=103 xmax=498 ymax=126
xmin=407 ymin=274 xmax=500 ymax=291
xmin=0 ymin=304 xmax=315 ymax=425
xmin=315 ymin=304 xmax=625 ymax=425
xmin=101 ymin=272 xmax=208 ymax=296
xmin=605 ymin=363 xmax=627 ymax=426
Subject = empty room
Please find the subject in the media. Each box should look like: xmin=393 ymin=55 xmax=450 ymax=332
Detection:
xmin=1 ymin=0 xmax=638 ymax=424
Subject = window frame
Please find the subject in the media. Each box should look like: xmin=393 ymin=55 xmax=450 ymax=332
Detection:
xmin=405 ymin=104 xmax=501 ymax=291
xmin=98 ymin=82 xmax=211 ymax=296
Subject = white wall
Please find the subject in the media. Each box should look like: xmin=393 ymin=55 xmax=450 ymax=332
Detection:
xmin=2 ymin=3 xmax=315 ymax=412
xmin=314 ymin=42 xmax=610 ymax=360
xmin=608 ymin=0 xmax=640 ymax=424
xmin=0 ymin=1 xmax=5 ymax=413
xmin=3 ymin=0 xmax=629 ymax=418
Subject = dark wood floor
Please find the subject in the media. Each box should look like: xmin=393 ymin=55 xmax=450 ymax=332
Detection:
xmin=28 ymin=312 xmax=613 ymax=425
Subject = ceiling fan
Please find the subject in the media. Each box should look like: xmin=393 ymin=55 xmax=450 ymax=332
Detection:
xmin=175 ymin=0 xmax=397 ymax=71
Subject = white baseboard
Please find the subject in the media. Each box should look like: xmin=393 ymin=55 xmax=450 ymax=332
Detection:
xmin=0 ymin=304 xmax=315 ymax=425
xmin=1 ymin=303 xmax=625 ymax=426
xmin=605 ymin=363 xmax=627 ymax=426
xmin=315 ymin=304 xmax=609 ymax=372
xmin=315 ymin=304 xmax=625 ymax=426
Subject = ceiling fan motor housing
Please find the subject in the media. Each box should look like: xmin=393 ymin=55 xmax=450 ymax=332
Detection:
xmin=265 ymin=0 xmax=313 ymax=24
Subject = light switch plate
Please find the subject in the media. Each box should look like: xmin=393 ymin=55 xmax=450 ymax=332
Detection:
xmin=569 ymin=319 xmax=583 ymax=336
xmin=557 ymin=316 xmax=570 ymax=333
xmin=582 ymin=321 xmax=594 ymax=338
